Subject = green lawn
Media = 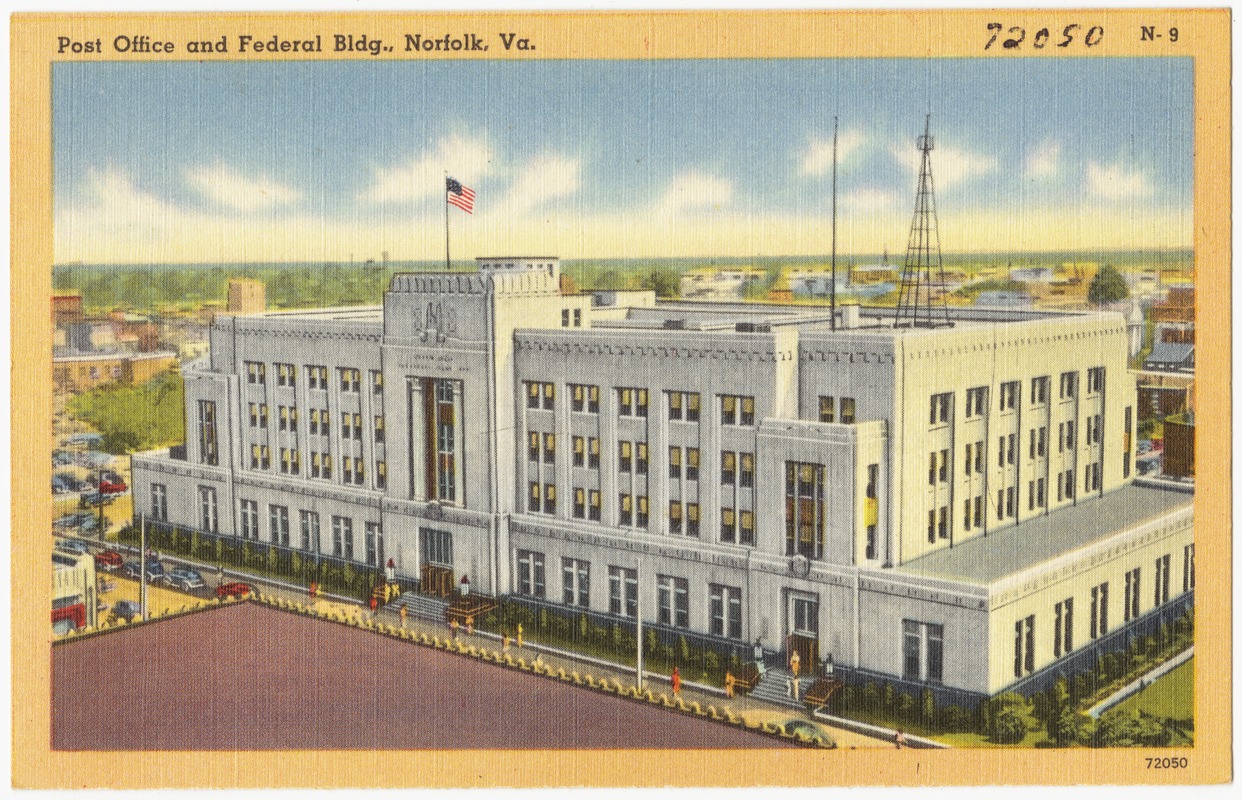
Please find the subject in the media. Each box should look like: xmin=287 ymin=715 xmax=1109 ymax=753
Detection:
xmin=1112 ymin=658 xmax=1194 ymax=722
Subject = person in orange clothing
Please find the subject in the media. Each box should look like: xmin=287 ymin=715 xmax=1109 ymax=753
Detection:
xmin=670 ymin=666 xmax=681 ymax=696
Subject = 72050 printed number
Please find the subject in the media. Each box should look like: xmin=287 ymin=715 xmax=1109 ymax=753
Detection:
xmin=1146 ymin=757 xmax=1188 ymax=769
xmin=984 ymin=24 xmax=1103 ymax=50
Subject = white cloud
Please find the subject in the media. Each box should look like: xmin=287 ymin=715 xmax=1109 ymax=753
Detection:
xmin=361 ymin=135 xmax=493 ymax=203
xmin=892 ymin=141 xmax=997 ymax=191
xmin=841 ymin=187 xmax=901 ymax=213
xmin=1086 ymin=161 xmax=1153 ymax=200
xmin=1025 ymin=139 xmax=1061 ymax=179
xmin=489 ymin=154 xmax=581 ymax=219
xmin=800 ymin=130 xmax=867 ymax=176
xmin=185 ymin=164 xmax=301 ymax=211
xmin=653 ymin=171 xmax=733 ymax=217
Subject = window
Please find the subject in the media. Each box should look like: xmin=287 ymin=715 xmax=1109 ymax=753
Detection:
xmin=197 ymin=401 xmax=218 ymax=465
xmin=1154 ymin=554 xmax=1171 ymax=605
xmin=1014 ymin=615 xmax=1035 ymax=677
xmin=365 ymin=522 xmax=384 ymax=567
xmin=609 ymin=567 xmax=638 ymax=618
xmin=588 ymin=437 xmax=600 ymax=469
xmin=1124 ymin=568 xmax=1141 ymax=622
xmin=618 ymin=493 xmax=633 ymax=526
xmin=1031 ymin=376 xmax=1050 ymax=405
xmin=739 ymin=510 xmax=755 ymax=546
xmin=964 ymin=497 xmax=974 ymax=531
xmin=1183 ymin=544 xmax=1195 ymax=592
xmin=421 ymin=528 xmax=452 ymax=567
xmin=721 ymin=451 xmax=736 ymax=484
xmin=300 ymin=510 xmax=319 ymax=552
xmin=150 ymin=484 xmax=167 ymax=522
xmin=999 ymin=381 xmax=1018 ymax=411
xmin=617 ymin=387 xmax=648 ymax=417
xmin=1006 ymin=486 xmax=1016 ymax=518
xmin=818 ymin=396 xmax=835 ymax=423
xmin=1037 ymin=426 xmax=1047 ymax=457
xmin=374 ymin=415 xmax=385 ymax=443
xmin=785 ymin=462 xmax=825 ymax=558
xmin=250 ymin=444 xmax=270 ymax=470
xmin=686 ymin=503 xmax=700 ymax=537
xmin=246 ymin=361 xmax=266 ymax=385
xmin=562 ymin=558 xmax=590 ymax=607
xmin=526 ymin=381 xmax=553 ymax=410
xmin=338 ymin=368 xmax=360 ymax=392
xmin=1064 ymin=469 xmax=1075 ymax=501
xmin=839 ymin=398 xmax=855 ymax=424
xmin=517 ymin=550 xmax=546 ymax=598
xmin=1090 ymin=583 xmax=1109 ymax=639
xmin=721 ymin=508 xmax=736 ymax=542
xmin=668 ymin=446 xmax=682 ymax=479
xmin=572 ymin=436 xmax=585 ymax=467
xmin=1036 ymin=478 xmax=1046 ymax=507
xmin=371 ymin=370 xmax=383 ymax=394
xmin=668 ymin=391 xmax=701 ymax=422
xmin=939 ymin=449 xmax=949 ymax=482
xmin=307 ymin=365 xmax=328 ymax=390
xmin=903 ymin=620 xmax=944 ymax=683
xmin=331 ymin=516 xmax=353 ymax=560
xmin=1054 ymin=598 xmax=1074 ymax=657
xmin=710 ymin=585 xmax=743 ymax=639
xmin=740 ymin=452 xmax=754 ymax=488
xmin=280 ymin=448 xmax=300 ymax=475
xmin=239 ymin=499 xmax=259 ymax=540
xmin=588 ymin=490 xmax=601 ymax=521
xmin=636 ymin=495 xmax=649 ymax=528
xmin=1087 ymin=367 xmax=1104 ymax=394
xmin=619 ymin=440 xmax=633 ymax=473
xmin=198 ymin=486 xmax=218 ymax=534
xmin=269 ymin=505 xmax=290 ymax=546
xmin=543 ymin=484 xmax=556 ymax=515
xmin=964 ymin=443 xmax=973 ymax=477
xmin=720 ymin=394 xmax=755 ymax=425
xmin=1123 ymin=406 xmax=1133 ymax=478
xmin=528 ymin=482 xmax=541 ymax=513
xmin=276 ymin=362 xmax=296 ymax=386
xmin=249 ymin=403 xmax=267 ymax=429
xmin=996 ymin=489 xmax=1006 ymax=521
xmin=938 ymin=505 xmax=948 ymax=539
xmin=573 ymin=308 xmax=582 ymax=326
xmin=543 ymin=433 xmax=556 ymax=464
xmin=668 ymin=500 xmax=683 ymax=533
xmin=974 ymin=496 xmax=983 ymax=528
xmin=376 ymin=461 xmax=387 ymax=489
xmin=657 ymin=575 xmax=689 ymax=628
xmin=561 ymin=308 xmax=570 ymax=327
xmin=1059 ymin=371 xmax=1078 ymax=400
xmin=686 ymin=448 xmax=700 ymax=481
xmin=529 ymin=432 xmax=541 ymax=462
xmin=929 ymin=392 xmax=951 ymax=425
xmin=965 ymin=387 xmax=987 ymax=418
xmin=279 ymin=405 xmax=299 ymax=433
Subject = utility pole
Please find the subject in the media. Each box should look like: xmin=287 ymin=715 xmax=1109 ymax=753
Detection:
xmin=831 ymin=115 xmax=838 ymax=331
xmin=139 ymin=514 xmax=147 ymax=621
xmin=635 ymin=560 xmax=643 ymax=691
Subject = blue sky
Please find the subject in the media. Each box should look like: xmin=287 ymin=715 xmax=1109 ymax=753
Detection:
xmin=53 ymin=57 xmax=1192 ymax=263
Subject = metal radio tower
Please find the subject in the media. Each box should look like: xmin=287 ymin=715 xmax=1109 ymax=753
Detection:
xmin=894 ymin=115 xmax=953 ymax=329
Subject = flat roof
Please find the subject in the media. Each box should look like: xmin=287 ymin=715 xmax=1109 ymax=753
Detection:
xmin=895 ymin=484 xmax=1192 ymax=585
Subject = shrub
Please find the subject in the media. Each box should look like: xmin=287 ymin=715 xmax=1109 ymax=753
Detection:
xmin=920 ymin=689 xmax=935 ymax=723
xmin=882 ymin=683 xmax=895 ymax=711
xmin=940 ymin=704 xmax=969 ymax=732
xmin=678 ymin=635 xmax=690 ymax=663
xmin=862 ymin=682 xmax=881 ymax=714
xmin=1093 ymin=710 xmax=1172 ymax=747
xmin=896 ymin=692 xmax=915 ymax=720
xmin=990 ymin=709 xmax=1027 ymax=744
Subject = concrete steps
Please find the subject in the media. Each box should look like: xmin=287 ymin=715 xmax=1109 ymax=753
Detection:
xmin=749 ymin=667 xmax=806 ymax=709
xmin=390 ymin=591 xmax=450 ymax=622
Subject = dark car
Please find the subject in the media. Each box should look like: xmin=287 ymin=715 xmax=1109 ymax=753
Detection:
xmin=80 ymin=491 xmax=116 ymax=508
xmin=121 ymin=560 xmax=165 ymax=582
xmin=111 ymin=599 xmax=142 ymax=623
xmin=165 ymin=567 xmax=205 ymax=591
xmin=93 ymin=550 xmax=123 ymax=571
xmin=216 ymin=581 xmax=255 ymax=600
xmin=782 ymin=719 xmax=836 ymax=747
xmin=55 ymin=538 xmax=90 ymax=556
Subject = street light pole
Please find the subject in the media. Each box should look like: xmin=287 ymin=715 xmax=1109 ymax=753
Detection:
xmin=635 ymin=560 xmax=643 ymax=691
xmin=139 ymin=513 xmax=147 ymax=621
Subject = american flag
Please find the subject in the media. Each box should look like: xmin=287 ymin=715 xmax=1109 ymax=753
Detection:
xmin=446 ymin=176 xmax=475 ymax=214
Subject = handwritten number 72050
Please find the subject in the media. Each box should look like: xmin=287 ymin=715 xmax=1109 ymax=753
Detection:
xmin=985 ymin=23 xmax=1104 ymax=50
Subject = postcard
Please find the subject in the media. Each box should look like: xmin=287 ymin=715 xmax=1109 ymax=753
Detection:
xmin=10 ymin=7 xmax=1231 ymax=788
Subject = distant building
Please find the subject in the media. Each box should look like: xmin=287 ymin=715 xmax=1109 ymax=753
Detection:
xmin=974 ymin=290 xmax=1032 ymax=308
xmin=1008 ymin=267 xmax=1053 ymax=283
xmin=227 ymin=279 xmax=266 ymax=315
xmin=1144 ymin=341 xmax=1195 ymax=374
xmin=52 ymin=292 xmax=84 ymax=326
xmin=850 ymin=265 xmax=899 ymax=284
xmin=53 ymin=350 xmax=178 ymax=393
xmin=1163 ymin=413 xmax=1195 ymax=479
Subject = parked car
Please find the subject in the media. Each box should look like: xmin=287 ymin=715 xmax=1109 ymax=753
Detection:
xmin=165 ymin=567 xmax=205 ymax=591
xmin=79 ymin=491 xmax=115 ymax=508
xmin=53 ymin=513 xmax=85 ymax=530
xmin=121 ymin=560 xmax=165 ymax=582
xmin=52 ymin=450 xmax=74 ymax=466
xmin=54 ymin=538 xmax=89 ymax=556
xmin=99 ymin=471 xmax=128 ymax=494
xmin=93 ymin=550 xmax=123 ymax=572
xmin=216 ymin=581 xmax=255 ymax=600
xmin=111 ymin=599 xmax=142 ymax=623
xmin=782 ymin=719 xmax=836 ymax=747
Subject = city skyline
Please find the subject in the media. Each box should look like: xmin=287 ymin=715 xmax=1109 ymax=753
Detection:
xmin=53 ymin=57 xmax=1192 ymax=263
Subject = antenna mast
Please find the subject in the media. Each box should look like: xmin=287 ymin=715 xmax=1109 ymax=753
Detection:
xmin=830 ymin=116 xmax=838 ymax=331
xmin=894 ymin=115 xmax=953 ymax=329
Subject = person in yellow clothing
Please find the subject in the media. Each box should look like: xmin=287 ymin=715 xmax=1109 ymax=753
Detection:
xmin=399 ymin=605 xmax=407 ymax=628
xmin=789 ymin=649 xmax=801 ymax=677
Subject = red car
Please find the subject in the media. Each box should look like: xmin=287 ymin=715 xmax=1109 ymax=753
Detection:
xmin=93 ymin=550 xmax=123 ymax=572
xmin=99 ymin=476 xmax=128 ymax=494
xmin=216 ymin=581 xmax=255 ymax=600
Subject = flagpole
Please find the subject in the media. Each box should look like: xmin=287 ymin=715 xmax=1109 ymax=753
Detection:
xmin=444 ymin=174 xmax=451 ymax=271
xmin=831 ymin=115 xmax=838 ymax=332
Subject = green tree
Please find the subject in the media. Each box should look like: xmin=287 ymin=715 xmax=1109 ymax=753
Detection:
xmin=1088 ymin=264 xmax=1130 ymax=306
xmin=641 ymin=268 xmax=682 ymax=299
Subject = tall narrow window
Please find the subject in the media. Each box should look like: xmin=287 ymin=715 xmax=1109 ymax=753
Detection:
xmin=1014 ymin=615 xmax=1035 ymax=677
xmin=709 ymin=584 xmax=743 ymax=639
xmin=903 ymin=620 xmax=944 ymax=683
xmin=1054 ymin=598 xmax=1074 ymax=657
xmin=1124 ymin=568 xmax=1141 ymax=622
xmin=657 ymin=575 xmax=689 ymax=628
xmin=365 ymin=522 xmax=384 ymax=567
xmin=562 ymin=558 xmax=590 ymax=607
xmin=517 ymin=550 xmax=546 ymax=598
xmin=197 ymin=400 xmax=218 ymax=465
xmin=198 ymin=486 xmax=218 ymax=534
xmin=785 ymin=462 xmax=825 ymax=559
xmin=1090 ymin=582 xmax=1109 ymax=639
xmin=609 ymin=566 xmax=638 ymax=618
xmin=300 ymin=510 xmax=320 ymax=553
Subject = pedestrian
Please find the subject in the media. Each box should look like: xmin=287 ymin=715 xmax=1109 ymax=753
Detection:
xmin=503 ymin=633 xmax=511 ymax=651
xmin=516 ymin=623 xmax=523 ymax=648
xmin=895 ymin=729 xmax=906 ymax=749
xmin=465 ymin=614 xmax=474 ymax=635
xmin=369 ymin=594 xmax=378 ymax=618
xmin=725 ymin=672 xmax=735 ymax=698
xmin=216 ymin=564 xmax=224 ymax=585
xmin=399 ymin=604 xmax=407 ymax=629
xmin=787 ymin=674 xmax=798 ymax=700
xmin=789 ymin=649 xmax=801 ymax=678
xmin=671 ymin=666 xmax=681 ymax=696
xmin=450 ymin=618 xmax=460 ymax=639
xmin=309 ymin=580 xmax=318 ymax=601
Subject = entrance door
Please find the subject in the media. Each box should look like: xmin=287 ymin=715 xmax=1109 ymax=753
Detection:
xmin=786 ymin=593 xmax=820 ymax=671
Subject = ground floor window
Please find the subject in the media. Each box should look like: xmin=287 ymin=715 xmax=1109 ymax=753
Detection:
xmin=300 ymin=510 xmax=320 ymax=552
xmin=658 ymin=574 xmax=689 ymax=628
xmin=333 ymin=516 xmax=354 ymax=560
xmin=269 ymin=504 xmax=290 ymax=547
xmin=365 ymin=522 xmax=384 ymax=567
xmin=562 ymin=558 xmax=590 ymax=607
xmin=902 ymin=620 xmax=944 ymax=683
xmin=517 ymin=550 xmax=545 ymax=598
xmin=421 ymin=527 xmax=452 ymax=568
xmin=609 ymin=566 xmax=637 ymax=618
xmin=239 ymin=499 xmax=258 ymax=540
xmin=1053 ymin=598 xmax=1073 ymax=657
xmin=1014 ymin=615 xmax=1034 ymax=677
xmin=709 ymin=584 xmax=742 ymax=639
xmin=198 ymin=486 xmax=218 ymax=534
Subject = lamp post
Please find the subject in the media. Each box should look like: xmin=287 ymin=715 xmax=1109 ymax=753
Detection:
xmin=635 ymin=559 xmax=643 ymax=691
xmin=460 ymin=574 xmax=470 ymax=597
